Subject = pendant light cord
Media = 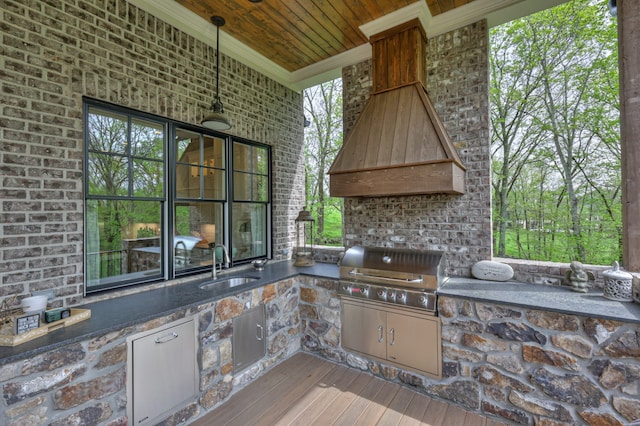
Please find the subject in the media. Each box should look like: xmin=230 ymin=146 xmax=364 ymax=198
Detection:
xmin=215 ymin=22 xmax=220 ymax=102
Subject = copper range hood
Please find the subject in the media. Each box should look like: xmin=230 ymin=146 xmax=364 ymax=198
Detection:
xmin=329 ymin=19 xmax=465 ymax=197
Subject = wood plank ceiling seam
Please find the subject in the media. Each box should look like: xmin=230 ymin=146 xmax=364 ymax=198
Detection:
xmin=177 ymin=0 xmax=470 ymax=72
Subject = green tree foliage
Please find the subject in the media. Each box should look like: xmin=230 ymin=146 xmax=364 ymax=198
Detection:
xmin=303 ymin=79 xmax=344 ymax=245
xmin=491 ymin=0 xmax=620 ymax=265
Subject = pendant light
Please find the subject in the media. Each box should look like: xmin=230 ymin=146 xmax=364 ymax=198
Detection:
xmin=201 ymin=16 xmax=231 ymax=131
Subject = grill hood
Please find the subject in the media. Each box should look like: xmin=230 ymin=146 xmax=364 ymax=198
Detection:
xmin=329 ymin=19 xmax=465 ymax=197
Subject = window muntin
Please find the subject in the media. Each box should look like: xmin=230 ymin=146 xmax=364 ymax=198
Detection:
xmin=84 ymin=101 xmax=271 ymax=293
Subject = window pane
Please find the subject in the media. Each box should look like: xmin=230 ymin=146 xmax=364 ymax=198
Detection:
xmin=233 ymin=203 xmax=267 ymax=260
xmin=234 ymin=171 xmax=251 ymax=201
xmin=131 ymin=118 xmax=164 ymax=160
xmin=234 ymin=172 xmax=268 ymax=201
xmin=254 ymin=175 xmax=268 ymax=201
xmin=88 ymin=152 xmax=128 ymax=196
xmin=86 ymin=199 xmax=162 ymax=290
xmin=203 ymin=168 xmax=225 ymax=199
xmin=176 ymin=130 xmax=226 ymax=200
xmin=253 ymin=146 xmax=268 ymax=174
xmin=88 ymin=107 xmax=128 ymax=154
xmin=133 ymin=158 xmax=164 ymax=198
xmin=176 ymin=164 xmax=200 ymax=198
xmin=233 ymin=143 xmax=251 ymax=172
xmin=176 ymin=130 xmax=200 ymax=165
xmin=174 ymin=201 xmax=223 ymax=272
xmin=204 ymin=135 xmax=224 ymax=168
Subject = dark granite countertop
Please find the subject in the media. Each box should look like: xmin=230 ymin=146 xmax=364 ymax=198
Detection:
xmin=440 ymin=277 xmax=640 ymax=324
xmin=3 ymin=264 xmax=639 ymax=366
xmin=0 ymin=261 xmax=338 ymax=366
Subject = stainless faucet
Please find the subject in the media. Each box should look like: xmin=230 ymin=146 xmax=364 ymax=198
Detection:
xmin=212 ymin=243 xmax=231 ymax=279
xmin=175 ymin=241 xmax=187 ymax=266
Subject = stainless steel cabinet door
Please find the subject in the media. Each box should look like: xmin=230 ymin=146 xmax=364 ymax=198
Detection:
xmin=341 ymin=301 xmax=387 ymax=359
xmin=128 ymin=318 xmax=198 ymax=426
xmin=233 ymin=304 xmax=266 ymax=371
xmin=386 ymin=312 xmax=440 ymax=376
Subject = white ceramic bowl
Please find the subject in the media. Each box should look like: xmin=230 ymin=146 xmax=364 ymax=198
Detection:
xmin=21 ymin=295 xmax=48 ymax=313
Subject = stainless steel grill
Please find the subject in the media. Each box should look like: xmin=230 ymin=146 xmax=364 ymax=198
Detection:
xmin=338 ymin=246 xmax=446 ymax=315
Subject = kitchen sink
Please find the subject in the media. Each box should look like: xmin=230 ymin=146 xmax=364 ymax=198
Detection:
xmin=198 ymin=276 xmax=259 ymax=290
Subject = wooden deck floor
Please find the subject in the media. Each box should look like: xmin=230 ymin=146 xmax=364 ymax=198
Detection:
xmin=190 ymin=352 xmax=509 ymax=426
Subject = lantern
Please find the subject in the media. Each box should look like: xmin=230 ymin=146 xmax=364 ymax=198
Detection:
xmin=294 ymin=207 xmax=315 ymax=266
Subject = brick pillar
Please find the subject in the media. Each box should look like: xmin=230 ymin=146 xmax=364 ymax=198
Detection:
xmin=619 ymin=0 xmax=640 ymax=270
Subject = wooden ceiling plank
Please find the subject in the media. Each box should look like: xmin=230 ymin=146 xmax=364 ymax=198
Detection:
xmin=316 ymin=0 xmax=370 ymax=47
xmin=179 ymin=0 xmax=316 ymax=71
xmin=283 ymin=0 xmax=353 ymax=56
xmin=245 ymin=1 xmax=331 ymax=63
xmin=425 ymin=0 xmax=443 ymax=16
xmin=178 ymin=0 xmax=475 ymax=72
xmin=437 ymin=0 xmax=457 ymax=14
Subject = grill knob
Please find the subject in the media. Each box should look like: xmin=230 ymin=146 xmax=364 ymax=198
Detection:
xmin=397 ymin=292 xmax=406 ymax=302
xmin=418 ymin=295 xmax=428 ymax=305
xmin=360 ymin=287 xmax=368 ymax=296
xmin=377 ymin=289 xmax=386 ymax=299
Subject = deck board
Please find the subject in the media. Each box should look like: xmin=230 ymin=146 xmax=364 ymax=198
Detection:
xmin=190 ymin=352 xmax=511 ymax=426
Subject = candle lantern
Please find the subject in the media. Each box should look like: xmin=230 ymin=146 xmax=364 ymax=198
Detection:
xmin=294 ymin=206 xmax=315 ymax=266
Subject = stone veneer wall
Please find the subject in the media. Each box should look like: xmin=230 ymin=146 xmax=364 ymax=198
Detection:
xmin=0 ymin=279 xmax=300 ymax=425
xmin=341 ymin=21 xmax=491 ymax=277
xmin=438 ymin=296 xmax=640 ymax=425
xmin=0 ymin=0 xmax=304 ymax=304
xmin=300 ymin=276 xmax=640 ymax=425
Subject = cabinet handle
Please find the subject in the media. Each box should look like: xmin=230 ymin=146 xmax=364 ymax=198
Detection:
xmin=154 ymin=332 xmax=178 ymax=344
xmin=377 ymin=325 xmax=384 ymax=343
xmin=389 ymin=328 xmax=395 ymax=346
xmin=256 ymin=324 xmax=264 ymax=341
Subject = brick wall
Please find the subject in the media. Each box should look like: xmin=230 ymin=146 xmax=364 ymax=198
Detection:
xmin=341 ymin=21 xmax=491 ymax=277
xmin=0 ymin=0 xmax=304 ymax=303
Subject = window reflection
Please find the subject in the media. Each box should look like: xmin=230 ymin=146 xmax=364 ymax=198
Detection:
xmin=175 ymin=130 xmax=225 ymax=200
xmin=232 ymin=203 xmax=267 ymax=260
xmin=174 ymin=202 xmax=223 ymax=271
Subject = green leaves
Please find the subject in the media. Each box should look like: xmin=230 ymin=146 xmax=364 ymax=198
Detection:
xmin=491 ymin=0 xmax=621 ymax=264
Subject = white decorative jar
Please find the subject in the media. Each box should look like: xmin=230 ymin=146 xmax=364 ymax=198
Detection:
xmin=603 ymin=261 xmax=633 ymax=302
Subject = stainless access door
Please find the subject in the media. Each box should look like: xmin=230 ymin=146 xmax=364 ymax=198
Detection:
xmin=386 ymin=311 xmax=441 ymax=376
xmin=341 ymin=300 xmax=387 ymax=360
xmin=128 ymin=318 xmax=198 ymax=426
xmin=233 ymin=304 xmax=266 ymax=371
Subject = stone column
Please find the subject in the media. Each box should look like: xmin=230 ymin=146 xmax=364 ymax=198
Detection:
xmin=619 ymin=0 xmax=640 ymax=271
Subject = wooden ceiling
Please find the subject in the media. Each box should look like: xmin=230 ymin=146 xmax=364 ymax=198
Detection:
xmin=175 ymin=0 xmax=477 ymax=73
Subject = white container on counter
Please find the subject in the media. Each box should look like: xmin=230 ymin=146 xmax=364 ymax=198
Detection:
xmin=603 ymin=261 xmax=633 ymax=302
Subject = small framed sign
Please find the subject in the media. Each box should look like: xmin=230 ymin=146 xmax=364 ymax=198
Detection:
xmin=15 ymin=313 xmax=40 ymax=335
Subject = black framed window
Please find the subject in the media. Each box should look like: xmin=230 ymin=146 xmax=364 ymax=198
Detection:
xmin=84 ymin=100 xmax=271 ymax=293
